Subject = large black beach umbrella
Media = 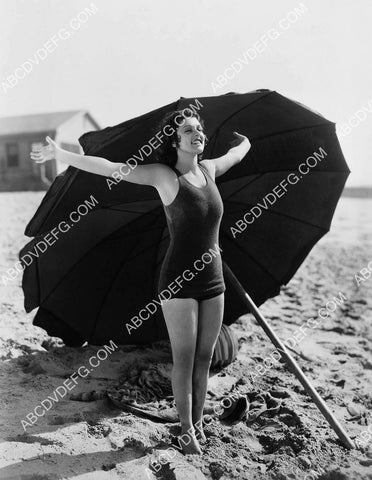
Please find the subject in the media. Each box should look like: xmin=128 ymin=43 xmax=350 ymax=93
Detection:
xmin=21 ymin=89 xmax=349 ymax=347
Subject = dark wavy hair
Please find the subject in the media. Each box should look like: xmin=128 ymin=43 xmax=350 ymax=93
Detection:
xmin=153 ymin=110 xmax=208 ymax=166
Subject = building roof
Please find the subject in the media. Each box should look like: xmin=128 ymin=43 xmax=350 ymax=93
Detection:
xmin=0 ymin=110 xmax=100 ymax=136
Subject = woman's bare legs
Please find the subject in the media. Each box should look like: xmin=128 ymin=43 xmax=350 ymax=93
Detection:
xmin=192 ymin=293 xmax=224 ymax=442
xmin=161 ymin=297 xmax=201 ymax=454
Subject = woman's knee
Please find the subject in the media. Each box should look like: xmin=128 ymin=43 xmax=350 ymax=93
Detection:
xmin=173 ymin=347 xmax=195 ymax=369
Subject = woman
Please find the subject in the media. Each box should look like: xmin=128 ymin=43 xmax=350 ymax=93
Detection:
xmin=31 ymin=110 xmax=251 ymax=454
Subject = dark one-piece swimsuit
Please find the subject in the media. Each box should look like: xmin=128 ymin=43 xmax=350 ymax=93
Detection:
xmin=158 ymin=162 xmax=226 ymax=301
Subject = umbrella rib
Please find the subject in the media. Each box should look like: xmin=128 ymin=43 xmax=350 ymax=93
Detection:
xmin=250 ymin=122 xmax=334 ymax=142
xmin=208 ymin=172 xmax=262 ymax=202
xmin=221 ymin=170 xmax=348 ymax=179
xmin=99 ymin=207 xmax=162 ymax=218
xmin=208 ymin=91 xmax=274 ymax=143
xmin=99 ymin=201 xmax=162 ymax=214
xmin=219 ymin=171 xmax=348 ymax=202
xmin=224 ymin=199 xmax=330 ymax=230
xmin=219 ymin=228 xmax=282 ymax=285
xmin=220 ymin=174 xmax=264 ymax=201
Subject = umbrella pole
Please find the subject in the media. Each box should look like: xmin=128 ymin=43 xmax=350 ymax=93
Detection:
xmin=223 ymin=262 xmax=354 ymax=449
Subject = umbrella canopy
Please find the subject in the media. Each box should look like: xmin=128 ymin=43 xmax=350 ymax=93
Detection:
xmin=20 ymin=89 xmax=349 ymax=346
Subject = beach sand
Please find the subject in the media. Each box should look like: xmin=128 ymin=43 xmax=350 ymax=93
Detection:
xmin=0 ymin=192 xmax=371 ymax=480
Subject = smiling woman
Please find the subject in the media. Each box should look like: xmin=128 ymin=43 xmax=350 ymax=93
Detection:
xmin=148 ymin=109 xmax=250 ymax=454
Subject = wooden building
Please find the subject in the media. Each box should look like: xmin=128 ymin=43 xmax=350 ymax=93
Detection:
xmin=0 ymin=110 xmax=100 ymax=191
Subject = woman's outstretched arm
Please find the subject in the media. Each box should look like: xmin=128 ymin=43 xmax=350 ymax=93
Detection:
xmin=30 ymin=136 xmax=160 ymax=186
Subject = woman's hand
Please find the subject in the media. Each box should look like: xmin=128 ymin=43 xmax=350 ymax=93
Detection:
xmin=30 ymin=136 xmax=58 ymax=163
xmin=230 ymin=132 xmax=251 ymax=150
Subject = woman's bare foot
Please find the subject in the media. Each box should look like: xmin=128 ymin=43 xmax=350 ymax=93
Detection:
xmin=178 ymin=427 xmax=202 ymax=454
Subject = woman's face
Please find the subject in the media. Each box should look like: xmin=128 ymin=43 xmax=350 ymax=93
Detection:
xmin=175 ymin=116 xmax=205 ymax=155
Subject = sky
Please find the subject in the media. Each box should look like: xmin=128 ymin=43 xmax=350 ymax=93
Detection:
xmin=1 ymin=0 xmax=371 ymax=186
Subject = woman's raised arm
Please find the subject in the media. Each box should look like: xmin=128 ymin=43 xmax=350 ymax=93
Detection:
xmin=30 ymin=136 xmax=162 ymax=186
